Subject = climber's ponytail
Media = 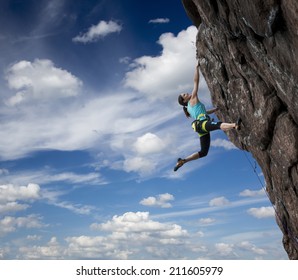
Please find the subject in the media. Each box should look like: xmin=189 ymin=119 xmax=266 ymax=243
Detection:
xmin=178 ymin=94 xmax=191 ymax=118
xmin=182 ymin=106 xmax=190 ymax=118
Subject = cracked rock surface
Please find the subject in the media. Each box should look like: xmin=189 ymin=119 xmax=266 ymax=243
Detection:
xmin=182 ymin=0 xmax=298 ymax=259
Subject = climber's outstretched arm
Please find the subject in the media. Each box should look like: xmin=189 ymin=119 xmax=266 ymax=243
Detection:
xmin=189 ymin=63 xmax=200 ymax=105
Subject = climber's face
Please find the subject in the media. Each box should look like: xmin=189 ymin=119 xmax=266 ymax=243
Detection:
xmin=181 ymin=93 xmax=191 ymax=103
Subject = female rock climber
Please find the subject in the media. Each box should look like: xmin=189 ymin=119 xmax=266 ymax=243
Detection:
xmin=174 ymin=63 xmax=241 ymax=171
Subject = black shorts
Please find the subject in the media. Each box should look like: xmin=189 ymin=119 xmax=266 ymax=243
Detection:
xmin=192 ymin=119 xmax=222 ymax=137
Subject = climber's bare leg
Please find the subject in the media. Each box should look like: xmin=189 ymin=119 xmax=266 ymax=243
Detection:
xmin=220 ymin=122 xmax=236 ymax=131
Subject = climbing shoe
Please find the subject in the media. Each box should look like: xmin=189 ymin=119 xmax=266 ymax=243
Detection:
xmin=174 ymin=158 xmax=186 ymax=172
xmin=235 ymin=117 xmax=242 ymax=130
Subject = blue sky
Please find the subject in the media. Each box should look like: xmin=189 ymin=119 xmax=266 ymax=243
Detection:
xmin=0 ymin=0 xmax=287 ymax=259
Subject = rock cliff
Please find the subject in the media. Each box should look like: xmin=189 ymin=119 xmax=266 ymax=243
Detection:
xmin=182 ymin=0 xmax=298 ymax=259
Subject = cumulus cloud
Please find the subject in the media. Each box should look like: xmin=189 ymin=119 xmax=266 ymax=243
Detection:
xmin=140 ymin=193 xmax=174 ymax=208
xmin=0 ymin=77 xmax=176 ymax=169
xmin=19 ymin=237 xmax=63 ymax=259
xmin=239 ymin=188 xmax=265 ymax=197
xmin=57 ymin=211 xmax=189 ymax=259
xmin=65 ymin=235 xmax=133 ymax=259
xmin=0 ymin=202 xmax=29 ymax=214
xmin=0 ymin=25 xmax=205 ymax=179
xmin=0 ymin=183 xmax=40 ymax=202
xmin=14 ymin=210 xmax=281 ymax=259
xmin=209 ymin=196 xmax=230 ymax=207
xmin=247 ymin=206 xmax=275 ymax=219
xmin=134 ymin=133 xmax=166 ymax=155
xmin=0 ymin=91 xmax=153 ymax=160
xmin=0 ymin=183 xmax=40 ymax=214
xmin=5 ymin=59 xmax=82 ymax=106
xmin=0 ymin=176 xmax=97 ymax=216
xmin=73 ymin=20 xmax=122 ymax=43
xmin=149 ymin=18 xmax=170 ymax=24
xmin=215 ymin=243 xmax=235 ymax=256
xmin=91 ymin=211 xmax=187 ymax=237
xmin=123 ymin=26 xmax=204 ymax=100
xmin=0 ymin=215 xmax=44 ymax=236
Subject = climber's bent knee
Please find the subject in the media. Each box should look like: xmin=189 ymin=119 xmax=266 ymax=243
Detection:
xmin=198 ymin=150 xmax=208 ymax=158
xmin=198 ymin=133 xmax=210 ymax=158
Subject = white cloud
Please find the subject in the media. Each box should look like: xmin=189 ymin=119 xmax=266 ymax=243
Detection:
xmin=0 ymin=184 xmax=41 ymax=214
xmin=239 ymin=188 xmax=265 ymax=197
xmin=215 ymin=243 xmax=235 ymax=256
xmin=140 ymin=193 xmax=174 ymax=208
xmin=0 ymin=91 xmax=132 ymax=160
xmin=0 ymin=82 xmax=176 ymax=167
xmin=0 ymin=183 xmax=40 ymax=202
xmin=73 ymin=20 xmax=122 ymax=43
xmin=49 ymin=200 xmax=96 ymax=215
xmin=91 ymin=211 xmax=187 ymax=236
xmin=59 ymin=211 xmax=189 ymax=259
xmin=123 ymin=26 xmax=204 ymax=100
xmin=153 ymin=196 xmax=268 ymax=220
xmin=5 ymin=59 xmax=82 ymax=106
xmin=0 ymin=173 xmax=99 ymax=216
xmin=123 ymin=157 xmax=156 ymax=176
xmin=35 ymin=171 xmax=106 ymax=186
xmin=134 ymin=133 xmax=166 ymax=155
xmin=247 ymin=206 xmax=275 ymax=219
xmin=93 ymin=212 xmax=158 ymax=232
xmin=0 ymin=215 xmax=44 ymax=236
xmin=0 ymin=247 xmax=9 ymax=259
xmin=214 ymin=240 xmax=268 ymax=259
xmin=65 ymin=235 xmax=133 ymax=259
xmin=209 ymin=196 xmax=230 ymax=207
xmin=19 ymin=237 xmax=63 ymax=259
xmin=26 ymin=235 xmax=42 ymax=241
xmin=5 ymin=169 xmax=107 ymax=189
xmin=0 ymin=25 xmax=210 ymax=179
xmin=149 ymin=18 xmax=170 ymax=24
xmin=211 ymin=138 xmax=237 ymax=150
xmin=0 ymin=202 xmax=29 ymax=214
xmin=238 ymin=241 xmax=267 ymax=255
xmin=39 ymin=186 xmax=97 ymax=216
xmin=199 ymin=218 xmax=215 ymax=225
xmin=14 ymin=211 xmax=284 ymax=259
